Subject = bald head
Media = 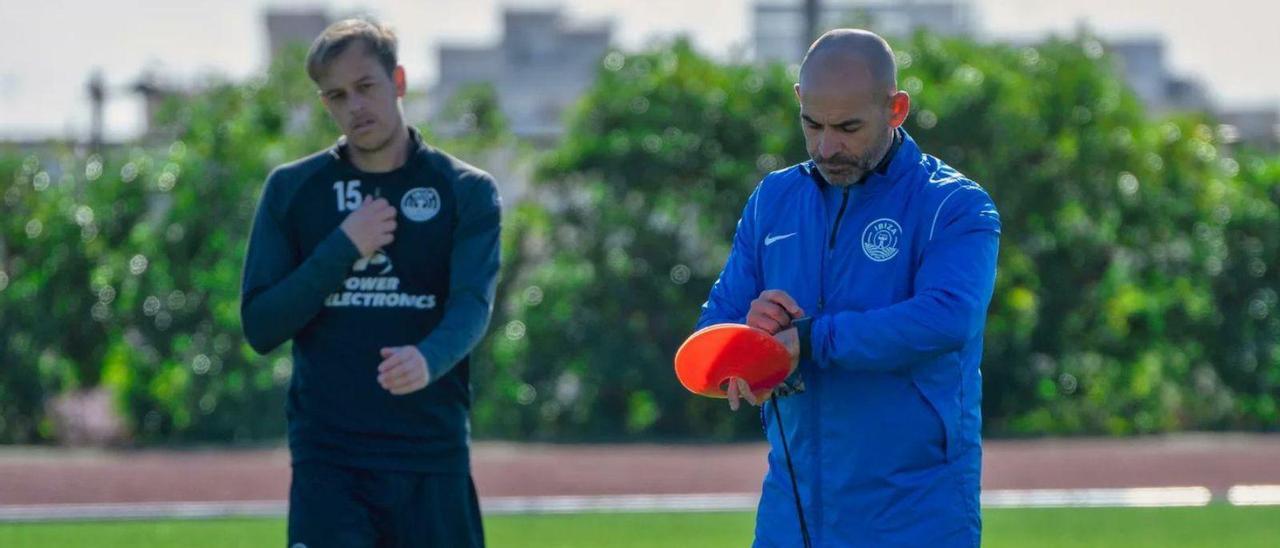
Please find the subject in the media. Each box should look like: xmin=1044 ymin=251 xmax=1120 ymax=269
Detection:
xmin=798 ymin=29 xmax=897 ymax=96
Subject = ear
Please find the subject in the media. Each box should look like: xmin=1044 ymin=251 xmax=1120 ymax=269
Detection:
xmin=393 ymin=66 xmax=407 ymax=98
xmin=886 ymin=91 xmax=910 ymax=128
xmin=793 ymin=82 xmax=802 ymax=104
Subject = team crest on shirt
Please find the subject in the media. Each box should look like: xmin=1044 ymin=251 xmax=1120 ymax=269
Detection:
xmin=352 ymin=250 xmax=392 ymax=275
xmin=401 ymin=187 xmax=440 ymax=222
xmin=861 ymin=218 xmax=902 ymax=262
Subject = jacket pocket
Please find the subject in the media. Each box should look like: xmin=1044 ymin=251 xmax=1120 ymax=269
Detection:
xmin=911 ymin=356 xmax=962 ymax=462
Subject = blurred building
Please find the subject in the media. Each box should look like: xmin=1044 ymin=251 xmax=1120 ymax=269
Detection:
xmin=123 ymin=8 xmax=331 ymax=143
xmin=748 ymin=3 xmax=1277 ymax=150
xmin=1106 ymin=37 xmax=1211 ymax=115
xmin=265 ymin=8 xmax=332 ymax=62
xmin=130 ymin=70 xmax=182 ymax=142
xmin=753 ymin=0 xmax=978 ymax=64
xmin=424 ymin=7 xmax=613 ymax=143
xmin=1217 ymin=108 xmax=1280 ymax=153
xmin=1106 ymin=37 xmax=1277 ymax=150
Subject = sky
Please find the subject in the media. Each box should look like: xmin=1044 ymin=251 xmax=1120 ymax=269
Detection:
xmin=1 ymin=0 xmax=1276 ymax=141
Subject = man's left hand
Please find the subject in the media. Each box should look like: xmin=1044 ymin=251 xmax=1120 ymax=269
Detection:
xmin=377 ymin=346 xmax=431 ymax=395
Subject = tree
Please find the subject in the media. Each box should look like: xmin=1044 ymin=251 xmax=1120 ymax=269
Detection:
xmin=0 ymin=47 xmax=341 ymax=443
xmin=893 ymin=32 xmax=1279 ymax=434
xmin=471 ymin=39 xmax=807 ymax=440
xmin=473 ymin=32 xmax=1280 ymax=440
xmin=89 ymin=48 xmax=340 ymax=442
xmin=2 ymin=32 xmax=1276 ymax=444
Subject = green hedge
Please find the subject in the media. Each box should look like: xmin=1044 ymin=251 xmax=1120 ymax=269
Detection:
xmin=0 ymin=34 xmax=1276 ymax=444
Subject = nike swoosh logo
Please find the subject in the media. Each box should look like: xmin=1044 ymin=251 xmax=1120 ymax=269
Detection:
xmin=765 ymin=232 xmax=797 ymax=246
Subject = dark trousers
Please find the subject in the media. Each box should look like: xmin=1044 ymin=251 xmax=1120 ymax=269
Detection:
xmin=288 ymin=460 xmax=485 ymax=548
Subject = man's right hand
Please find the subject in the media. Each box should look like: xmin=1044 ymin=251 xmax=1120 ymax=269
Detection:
xmin=726 ymin=326 xmax=801 ymax=412
xmin=747 ymin=289 xmax=805 ymax=334
xmin=340 ymin=196 xmax=397 ymax=258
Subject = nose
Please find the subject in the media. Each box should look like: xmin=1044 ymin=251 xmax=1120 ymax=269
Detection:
xmin=817 ymin=131 xmax=840 ymax=159
xmin=347 ymin=92 xmax=367 ymax=116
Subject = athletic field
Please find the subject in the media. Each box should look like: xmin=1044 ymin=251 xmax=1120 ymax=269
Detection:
xmin=2 ymin=436 xmax=1278 ymax=546
xmin=2 ymin=506 xmax=1280 ymax=547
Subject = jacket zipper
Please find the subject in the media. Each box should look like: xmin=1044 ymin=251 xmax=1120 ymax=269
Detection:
xmin=819 ymin=186 xmax=851 ymax=311
xmin=812 ymin=185 xmax=853 ymax=547
xmin=828 ymin=186 xmax=851 ymax=249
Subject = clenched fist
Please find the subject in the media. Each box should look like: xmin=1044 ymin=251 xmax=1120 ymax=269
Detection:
xmin=340 ymin=196 xmax=397 ymax=258
xmin=377 ymin=346 xmax=431 ymax=396
xmin=747 ymin=289 xmax=805 ymax=334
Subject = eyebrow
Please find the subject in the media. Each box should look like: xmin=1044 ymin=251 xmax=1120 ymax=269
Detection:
xmin=321 ymin=75 xmax=378 ymax=95
xmin=801 ymin=114 xmax=863 ymax=128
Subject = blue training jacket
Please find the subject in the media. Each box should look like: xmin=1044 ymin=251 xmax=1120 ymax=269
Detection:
xmin=697 ymin=129 xmax=1000 ymax=547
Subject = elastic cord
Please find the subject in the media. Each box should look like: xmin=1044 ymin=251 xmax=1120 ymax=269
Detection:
xmin=771 ymin=394 xmax=812 ymax=548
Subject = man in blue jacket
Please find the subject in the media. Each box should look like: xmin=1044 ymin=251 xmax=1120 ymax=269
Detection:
xmin=698 ymin=29 xmax=1000 ymax=547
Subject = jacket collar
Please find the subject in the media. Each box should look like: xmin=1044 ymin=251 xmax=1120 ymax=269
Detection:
xmin=328 ymin=126 xmax=428 ymax=174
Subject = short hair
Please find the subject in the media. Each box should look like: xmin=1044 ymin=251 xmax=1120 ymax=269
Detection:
xmin=799 ymin=29 xmax=898 ymax=94
xmin=305 ymin=17 xmax=398 ymax=82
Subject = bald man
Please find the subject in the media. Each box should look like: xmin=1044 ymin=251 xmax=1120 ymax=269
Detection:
xmin=698 ymin=29 xmax=1000 ymax=546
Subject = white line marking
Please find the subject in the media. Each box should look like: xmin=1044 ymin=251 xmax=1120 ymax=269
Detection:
xmin=482 ymin=493 xmax=760 ymax=515
xmin=4 ymin=485 xmax=1277 ymax=523
xmin=1227 ymin=485 xmax=1280 ymax=506
xmin=0 ymin=501 xmax=286 ymax=522
xmin=981 ymin=487 xmax=1212 ymax=508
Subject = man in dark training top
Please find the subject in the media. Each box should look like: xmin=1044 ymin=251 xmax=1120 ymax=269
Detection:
xmin=240 ymin=17 xmax=499 ymax=548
